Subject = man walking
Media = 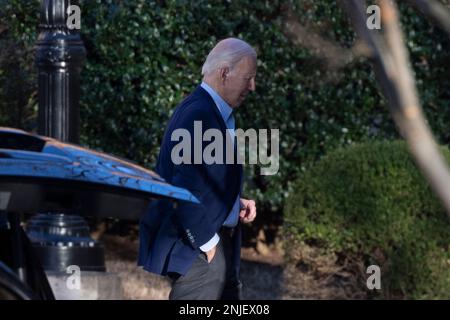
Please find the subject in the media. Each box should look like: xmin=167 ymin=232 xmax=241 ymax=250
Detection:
xmin=138 ymin=38 xmax=257 ymax=300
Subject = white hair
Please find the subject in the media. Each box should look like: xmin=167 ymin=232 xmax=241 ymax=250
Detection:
xmin=201 ymin=38 xmax=257 ymax=76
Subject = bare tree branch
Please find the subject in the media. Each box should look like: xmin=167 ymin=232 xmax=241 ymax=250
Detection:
xmin=342 ymin=0 xmax=450 ymax=218
xmin=407 ymin=0 xmax=450 ymax=35
xmin=281 ymin=5 xmax=363 ymax=70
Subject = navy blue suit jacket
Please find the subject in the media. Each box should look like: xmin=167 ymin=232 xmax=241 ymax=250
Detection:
xmin=138 ymin=86 xmax=243 ymax=276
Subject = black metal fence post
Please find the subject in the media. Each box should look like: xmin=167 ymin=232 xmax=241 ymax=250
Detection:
xmin=35 ymin=0 xmax=86 ymax=143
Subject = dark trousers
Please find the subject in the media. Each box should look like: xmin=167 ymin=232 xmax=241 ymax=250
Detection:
xmin=168 ymin=227 xmax=242 ymax=300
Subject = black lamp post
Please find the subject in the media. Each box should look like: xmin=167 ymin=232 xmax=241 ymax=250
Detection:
xmin=35 ymin=0 xmax=86 ymax=143
xmin=32 ymin=0 xmax=105 ymax=274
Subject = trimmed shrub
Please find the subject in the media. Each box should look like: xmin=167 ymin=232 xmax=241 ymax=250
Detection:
xmin=284 ymin=141 xmax=450 ymax=299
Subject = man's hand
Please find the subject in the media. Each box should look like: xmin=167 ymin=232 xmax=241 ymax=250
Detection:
xmin=239 ymin=198 xmax=257 ymax=224
xmin=205 ymin=246 xmax=217 ymax=263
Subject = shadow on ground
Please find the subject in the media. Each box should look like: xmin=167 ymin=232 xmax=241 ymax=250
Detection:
xmin=101 ymin=234 xmax=285 ymax=300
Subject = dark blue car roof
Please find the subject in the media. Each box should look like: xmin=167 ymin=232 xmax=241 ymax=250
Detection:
xmin=0 ymin=127 xmax=198 ymax=220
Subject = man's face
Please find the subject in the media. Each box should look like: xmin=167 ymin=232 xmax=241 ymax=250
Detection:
xmin=222 ymin=56 xmax=257 ymax=108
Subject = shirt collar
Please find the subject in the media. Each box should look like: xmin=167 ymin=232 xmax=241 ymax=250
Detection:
xmin=200 ymin=81 xmax=233 ymax=124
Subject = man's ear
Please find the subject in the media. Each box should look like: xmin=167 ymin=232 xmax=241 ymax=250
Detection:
xmin=219 ymin=67 xmax=229 ymax=84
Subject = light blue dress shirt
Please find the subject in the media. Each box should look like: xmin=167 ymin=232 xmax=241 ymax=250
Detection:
xmin=199 ymin=82 xmax=242 ymax=252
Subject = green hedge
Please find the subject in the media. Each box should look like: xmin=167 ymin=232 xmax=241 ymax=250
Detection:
xmin=284 ymin=141 xmax=450 ymax=299
xmin=1 ymin=0 xmax=449 ymax=220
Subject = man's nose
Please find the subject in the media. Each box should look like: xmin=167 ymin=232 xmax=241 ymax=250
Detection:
xmin=249 ymin=78 xmax=256 ymax=92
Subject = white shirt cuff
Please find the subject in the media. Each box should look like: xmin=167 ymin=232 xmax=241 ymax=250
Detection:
xmin=199 ymin=233 xmax=220 ymax=252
